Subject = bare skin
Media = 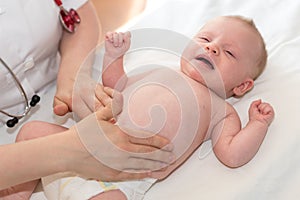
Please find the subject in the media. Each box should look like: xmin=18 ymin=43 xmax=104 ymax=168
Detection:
xmin=0 ymin=84 xmax=174 ymax=200
xmin=1 ymin=16 xmax=274 ymax=200
xmin=97 ymin=17 xmax=274 ymax=199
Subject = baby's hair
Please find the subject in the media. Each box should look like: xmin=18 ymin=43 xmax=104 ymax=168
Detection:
xmin=224 ymin=15 xmax=267 ymax=80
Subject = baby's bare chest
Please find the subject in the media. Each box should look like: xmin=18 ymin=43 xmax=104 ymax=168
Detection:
xmin=117 ymin=69 xmax=217 ymax=141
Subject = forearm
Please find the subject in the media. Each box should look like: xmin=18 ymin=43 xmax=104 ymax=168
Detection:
xmin=220 ymin=120 xmax=269 ymax=167
xmin=0 ymin=132 xmax=72 ymax=189
xmin=102 ymin=54 xmax=127 ymax=90
xmin=57 ymin=1 xmax=100 ymax=89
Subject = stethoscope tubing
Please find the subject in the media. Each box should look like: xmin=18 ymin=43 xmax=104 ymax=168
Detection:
xmin=0 ymin=0 xmax=78 ymax=127
xmin=0 ymin=58 xmax=31 ymax=119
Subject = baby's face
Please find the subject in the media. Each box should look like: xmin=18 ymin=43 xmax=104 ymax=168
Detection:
xmin=181 ymin=16 xmax=262 ymax=97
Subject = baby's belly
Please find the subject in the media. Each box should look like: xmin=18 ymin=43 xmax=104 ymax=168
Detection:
xmin=118 ymin=84 xmax=181 ymax=139
xmin=117 ymin=73 xmax=208 ymax=156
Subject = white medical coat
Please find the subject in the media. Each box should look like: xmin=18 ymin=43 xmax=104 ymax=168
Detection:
xmin=0 ymin=0 xmax=87 ymax=109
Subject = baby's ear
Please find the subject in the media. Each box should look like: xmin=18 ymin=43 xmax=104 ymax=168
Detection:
xmin=233 ymin=78 xmax=254 ymax=97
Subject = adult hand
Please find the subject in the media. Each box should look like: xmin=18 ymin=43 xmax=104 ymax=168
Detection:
xmin=53 ymin=72 xmax=112 ymax=119
xmin=53 ymin=0 xmax=99 ymax=117
xmin=68 ymin=120 xmax=174 ymax=181
xmin=68 ymin=97 xmax=175 ymax=180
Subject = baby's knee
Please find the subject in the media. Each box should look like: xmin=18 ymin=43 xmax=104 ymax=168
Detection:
xmin=16 ymin=121 xmax=44 ymax=142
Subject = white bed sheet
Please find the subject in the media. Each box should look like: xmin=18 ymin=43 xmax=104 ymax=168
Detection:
xmin=121 ymin=0 xmax=300 ymax=199
xmin=1 ymin=0 xmax=299 ymax=199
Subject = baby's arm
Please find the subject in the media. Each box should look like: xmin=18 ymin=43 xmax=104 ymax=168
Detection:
xmin=211 ymin=99 xmax=275 ymax=168
xmin=102 ymin=32 xmax=131 ymax=91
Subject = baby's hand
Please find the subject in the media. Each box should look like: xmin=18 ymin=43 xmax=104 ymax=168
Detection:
xmin=105 ymin=31 xmax=131 ymax=59
xmin=248 ymin=99 xmax=275 ymax=126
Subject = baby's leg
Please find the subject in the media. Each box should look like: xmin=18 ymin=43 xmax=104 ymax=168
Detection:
xmin=16 ymin=120 xmax=67 ymax=141
xmin=0 ymin=181 xmax=41 ymax=200
xmin=90 ymin=189 xmax=127 ymax=200
xmin=0 ymin=121 xmax=67 ymax=200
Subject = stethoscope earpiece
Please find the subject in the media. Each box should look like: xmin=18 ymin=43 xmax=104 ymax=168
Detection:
xmin=4 ymin=94 xmax=41 ymax=128
xmin=30 ymin=94 xmax=41 ymax=107
xmin=0 ymin=58 xmax=41 ymax=128
xmin=6 ymin=117 xmax=19 ymax=128
xmin=4 ymin=94 xmax=40 ymax=128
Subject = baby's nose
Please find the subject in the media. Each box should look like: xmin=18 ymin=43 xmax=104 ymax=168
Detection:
xmin=205 ymin=44 xmax=219 ymax=55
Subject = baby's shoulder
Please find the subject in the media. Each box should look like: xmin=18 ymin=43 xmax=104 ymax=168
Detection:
xmin=209 ymin=96 xmax=239 ymax=120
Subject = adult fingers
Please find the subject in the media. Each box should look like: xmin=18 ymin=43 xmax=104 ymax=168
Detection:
xmin=53 ymin=97 xmax=70 ymax=116
xmin=127 ymin=131 xmax=173 ymax=151
xmin=72 ymin=95 xmax=94 ymax=119
xmin=113 ymin=171 xmax=151 ymax=181
xmin=110 ymin=88 xmax=124 ymax=116
xmin=122 ymin=157 xmax=168 ymax=171
xmin=95 ymin=106 xmax=114 ymax=121
xmin=94 ymin=84 xmax=111 ymax=108
xmin=102 ymin=86 xmax=123 ymax=117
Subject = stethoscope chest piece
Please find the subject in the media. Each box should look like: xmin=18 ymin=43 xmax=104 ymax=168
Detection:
xmin=55 ymin=0 xmax=81 ymax=33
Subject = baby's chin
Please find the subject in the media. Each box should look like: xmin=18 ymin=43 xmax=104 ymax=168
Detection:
xmin=180 ymin=66 xmax=206 ymax=87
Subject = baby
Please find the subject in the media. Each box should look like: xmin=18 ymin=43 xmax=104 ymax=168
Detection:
xmin=2 ymin=15 xmax=274 ymax=200
xmin=92 ymin=15 xmax=274 ymax=199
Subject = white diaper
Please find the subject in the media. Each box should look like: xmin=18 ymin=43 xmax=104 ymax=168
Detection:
xmin=113 ymin=178 xmax=156 ymax=200
xmin=42 ymin=173 xmax=156 ymax=200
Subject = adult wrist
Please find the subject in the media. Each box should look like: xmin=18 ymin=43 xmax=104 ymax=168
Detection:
xmin=57 ymin=129 xmax=82 ymax=174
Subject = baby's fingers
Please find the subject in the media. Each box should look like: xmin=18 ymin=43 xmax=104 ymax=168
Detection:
xmin=105 ymin=32 xmax=114 ymax=42
xmin=258 ymin=103 xmax=275 ymax=125
xmin=248 ymin=99 xmax=262 ymax=115
xmin=105 ymin=32 xmax=123 ymax=47
xmin=250 ymin=99 xmax=262 ymax=109
xmin=124 ymin=31 xmax=131 ymax=40
xmin=113 ymin=32 xmax=126 ymax=47
xmin=258 ymin=103 xmax=274 ymax=115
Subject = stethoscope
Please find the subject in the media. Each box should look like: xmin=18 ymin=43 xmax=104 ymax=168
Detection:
xmin=0 ymin=1 xmax=80 ymax=127
xmin=0 ymin=58 xmax=40 ymax=128
xmin=54 ymin=0 xmax=81 ymax=33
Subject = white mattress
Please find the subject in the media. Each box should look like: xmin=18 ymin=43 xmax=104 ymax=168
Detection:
xmin=1 ymin=0 xmax=299 ymax=199
xmin=122 ymin=0 xmax=300 ymax=200
xmin=121 ymin=0 xmax=300 ymax=199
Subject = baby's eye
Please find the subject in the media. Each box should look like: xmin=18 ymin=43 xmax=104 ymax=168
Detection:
xmin=199 ymin=37 xmax=210 ymax=42
xmin=226 ymin=50 xmax=235 ymax=58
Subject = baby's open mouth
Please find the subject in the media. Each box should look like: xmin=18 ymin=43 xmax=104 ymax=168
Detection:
xmin=195 ymin=56 xmax=214 ymax=70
